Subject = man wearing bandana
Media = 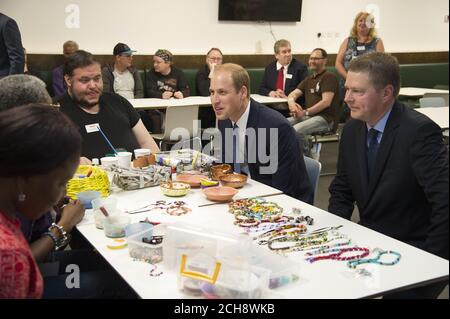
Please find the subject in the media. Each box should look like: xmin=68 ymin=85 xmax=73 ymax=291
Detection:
xmin=145 ymin=49 xmax=190 ymax=99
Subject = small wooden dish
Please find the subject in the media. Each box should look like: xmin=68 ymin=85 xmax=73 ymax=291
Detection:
xmin=210 ymin=164 xmax=232 ymax=181
xmin=219 ymin=173 xmax=248 ymax=188
xmin=176 ymin=173 xmax=206 ymax=187
xmin=202 ymin=186 xmax=238 ymax=202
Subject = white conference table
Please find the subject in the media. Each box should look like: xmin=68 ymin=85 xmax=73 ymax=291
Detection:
xmin=414 ymin=106 xmax=449 ymax=129
xmin=399 ymin=87 xmax=449 ymax=97
xmin=128 ymin=94 xmax=287 ymax=110
xmin=76 ymin=184 xmax=449 ymax=299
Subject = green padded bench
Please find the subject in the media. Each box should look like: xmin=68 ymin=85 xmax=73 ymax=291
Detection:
xmin=400 ymin=63 xmax=448 ymax=88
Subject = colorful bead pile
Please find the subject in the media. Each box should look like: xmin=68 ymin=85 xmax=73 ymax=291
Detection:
xmin=228 ymin=198 xmax=284 ymax=227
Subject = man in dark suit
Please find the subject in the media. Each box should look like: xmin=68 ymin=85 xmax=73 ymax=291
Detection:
xmin=329 ymin=52 xmax=448 ymax=298
xmin=259 ymin=39 xmax=308 ymax=115
xmin=0 ymin=12 xmax=24 ymax=78
xmin=211 ymin=63 xmax=313 ymax=204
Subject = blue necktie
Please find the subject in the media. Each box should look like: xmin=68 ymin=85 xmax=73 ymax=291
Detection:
xmin=233 ymin=123 xmax=241 ymax=173
xmin=367 ymin=128 xmax=379 ymax=179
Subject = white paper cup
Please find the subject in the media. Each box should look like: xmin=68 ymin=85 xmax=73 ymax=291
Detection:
xmin=134 ymin=148 xmax=151 ymax=159
xmin=117 ymin=152 xmax=132 ymax=168
xmin=101 ymin=156 xmax=118 ymax=167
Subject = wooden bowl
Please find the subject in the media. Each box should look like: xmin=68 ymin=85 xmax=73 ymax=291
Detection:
xmin=210 ymin=164 xmax=232 ymax=181
xmin=176 ymin=173 xmax=206 ymax=187
xmin=202 ymin=186 xmax=238 ymax=202
xmin=219 ymin=173 xmax=248 ymax=188
xmin=160 ymin=182 xmax=191 ymax=197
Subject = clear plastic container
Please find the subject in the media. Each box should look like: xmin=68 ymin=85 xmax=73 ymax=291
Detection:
xmin=247 ymin=245 xmax=301 ymax=290
xmin=92 ymin=197 xmax=118 ymax=229
xmin=102 ymin=214 xmax=130 ymax=238
xmin=164 ymin=223 xmax=271 ymax=299
xmin=127 ymin=225 xmax=164 ymax=264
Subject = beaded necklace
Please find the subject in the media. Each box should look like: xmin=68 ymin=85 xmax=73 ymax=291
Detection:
xmin=306 ymin=247 xmax=370 ymax=263
xmin=295 ymin=239 xmax=352 ymax=253
xmin=267 ymin=232 xmax=329 ymax=251
xmin=347 ymin=249 xmax=401 ymax=269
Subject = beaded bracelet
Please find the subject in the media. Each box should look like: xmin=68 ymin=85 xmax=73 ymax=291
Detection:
xmin=347 ymin=249 xmax=401 ymax=269
xmin=306 ymin=247 xmax=370 ymax=263
xmin=41 ymin=231 xmax=59 ymax=250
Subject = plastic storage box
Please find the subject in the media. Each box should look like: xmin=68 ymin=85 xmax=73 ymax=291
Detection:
xmin=163 ymin=223 xmax=273 ymax=299
xmin=127 ymin=225 xmax=164 ymax=264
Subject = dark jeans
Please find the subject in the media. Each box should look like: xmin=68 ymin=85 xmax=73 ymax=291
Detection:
xmin=41 ymin=249 xmax=138 ymax=299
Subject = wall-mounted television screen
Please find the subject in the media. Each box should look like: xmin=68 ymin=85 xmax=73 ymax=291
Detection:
xmin=218 ymin=0 xmax=303 ymax=22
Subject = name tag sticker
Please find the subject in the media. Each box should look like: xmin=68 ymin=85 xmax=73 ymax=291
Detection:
xmin=286 ymin=73 xmax=293 ymax=79
xmin=85 ymin=123 xmax=100 ymax=133
xmin=357 ymin=45 xmax=366 ymax=51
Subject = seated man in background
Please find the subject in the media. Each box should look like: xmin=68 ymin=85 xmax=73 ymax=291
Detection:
xmin=287 ymin=48 xmax=340 ymax=156
xmin=196 ymin=47 xmax=223 ymax=129
xmin=52 ymin=40 xmax=78 ymax=98
xmin=145 ymin=49 xmax=190 ymax=134
xmin=102 ymin=42 xmax=143 ymax=99
xmin=259 ymin=39 xmax=308 ymax=115
xmin=211 ymin=63 xmax=313 ymax=204
xmin=329 ymin=52 xmax=449 ymax=298
xmin=145 ymin=49 xmax=190 ymax=99
xmin=56 ymin=50 xmax=159 ymax=161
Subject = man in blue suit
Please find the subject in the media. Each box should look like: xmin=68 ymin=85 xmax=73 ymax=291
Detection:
xmin=329 ymin=52 xmax=448 ymax=298
xmin=211 ymin=63 xmax=313 ymax=204
xmin=259 ymin=39 xmax=308 ymax=115
xmin=0 ymin=12 xmax=24 ymax=78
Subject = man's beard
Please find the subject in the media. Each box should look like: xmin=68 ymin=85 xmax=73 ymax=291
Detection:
xmin=70 ymin=90 xmax=100 ymax=108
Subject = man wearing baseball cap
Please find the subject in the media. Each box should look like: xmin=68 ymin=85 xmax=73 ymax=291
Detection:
xmin=102 ymin=42 xmax=143 ymax=99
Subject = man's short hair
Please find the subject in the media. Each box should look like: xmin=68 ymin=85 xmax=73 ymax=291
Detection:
xmin=63 ymin=40 xmax=79 ymax=56
xmin=348 ymin=52 xmax=400 ymax=97
xmin=63 ymin=50 xmax=100 ymax=77
xmin=0 ymin=75 xmax=51 ymax=111
xmin=214 ymin=63 xmax=250 ymax=98
xmin=312 ymin=48 xmax=328 ymax=58
xmin=274 ymin=39 xmax=291 ymax=54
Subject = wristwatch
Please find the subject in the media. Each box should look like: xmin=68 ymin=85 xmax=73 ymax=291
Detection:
xmin=304 ymin=110 xmax=310 ymax=117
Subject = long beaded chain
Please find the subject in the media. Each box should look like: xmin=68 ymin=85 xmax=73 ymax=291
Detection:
xmin=305 ymin=247 xmax=370 ymax=263
xmin=294 ymin=238 xmax=352 ymax=253
xmin=256 ymin=223 xmax=307 ymax=241
xmin=267 ymin=232 xmax=329 ymax=251
xmin=347 ymin=249 xmax=401 ymax=269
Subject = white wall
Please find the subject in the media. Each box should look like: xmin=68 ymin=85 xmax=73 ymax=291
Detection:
xmin=1 ymin=0 xmax=448 ymax=54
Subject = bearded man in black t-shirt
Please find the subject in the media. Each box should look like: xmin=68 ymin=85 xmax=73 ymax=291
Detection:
xmin=55 ymin=50 xmax=159 ymax=162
